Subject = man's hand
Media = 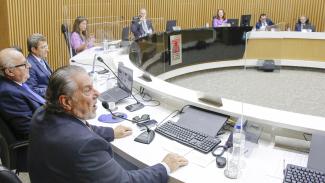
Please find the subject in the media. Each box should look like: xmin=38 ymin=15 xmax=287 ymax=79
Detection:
xmin=114 ymin=125 xmax=132 ymax=139
xmin=162 ymin=153 xmax=188 ymax=172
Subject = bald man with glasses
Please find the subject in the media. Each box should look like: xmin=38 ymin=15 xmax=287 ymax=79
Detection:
xmin=0 ymin=48 xmax=44 ymax=141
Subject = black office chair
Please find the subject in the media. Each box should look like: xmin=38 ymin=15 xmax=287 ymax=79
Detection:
xmin=120 ymin=26 xmax=131 ymax=47
xmin=0 ymin=117 xmax=29 ymax=173
xmin=0 ymin=165 xmax=22 ymax=183
xmin=61 ymin=23 xmax=75 ymax=57
xmin=166 ymin=20 xmax=177 ymax=32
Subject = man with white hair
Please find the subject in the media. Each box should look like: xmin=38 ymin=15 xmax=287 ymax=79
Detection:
xmin=0 ymin=48 xmax=44 ymax=140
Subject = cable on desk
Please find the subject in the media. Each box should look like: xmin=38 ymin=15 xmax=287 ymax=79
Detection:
xmin=132 ymin=87 xmax=160 ymax=107
xmin=155 ymin=110 xmax=180 ymax=128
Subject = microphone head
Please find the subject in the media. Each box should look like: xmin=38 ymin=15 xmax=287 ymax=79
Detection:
xmin=97 ymin=56 xmax=104 ymax=62
xmin=102 ymin=101 xmax=109 ymax=109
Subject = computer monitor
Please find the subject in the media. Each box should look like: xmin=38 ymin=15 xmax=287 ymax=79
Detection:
xmin=166 ymin=20 xmax=177 ymax=32
xmin=227 ymin=19 xmax=239 ymax=27
xmin=240 ymin=14 xmax=251 ymax=27
xmin=117 ymin=64 xmax=133 ymax=94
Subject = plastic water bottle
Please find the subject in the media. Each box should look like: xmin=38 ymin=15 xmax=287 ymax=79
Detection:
xmin=103 ymin=39 xmax=109 ymax=53
xmin=224 ymin=124 xmax=245 ymax=179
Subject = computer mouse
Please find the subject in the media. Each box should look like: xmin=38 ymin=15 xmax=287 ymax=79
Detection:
xmin=216 ymin=156 xmax=226 ymax=168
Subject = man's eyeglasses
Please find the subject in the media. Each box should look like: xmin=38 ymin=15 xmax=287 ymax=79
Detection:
xmin=38 ymin=45 xmax=49 ymax=49
xmin=12 ymin=60 xmax=30 ymax=69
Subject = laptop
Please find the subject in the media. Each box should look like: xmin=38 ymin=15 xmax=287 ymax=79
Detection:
xmin=98 ymin=64 xmax=133 ymax=103
xmin=177 ymin=106 xmax=228 ymax=137
xmin=227 ymin=19 xmax=239 ymax=27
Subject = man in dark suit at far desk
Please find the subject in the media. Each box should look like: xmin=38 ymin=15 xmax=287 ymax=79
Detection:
xmin=255 ymin=13 xmax=274 ymax=31
xmin=25 ymin=33 xmax=52 ymax=97
xmin=131 ymin=8 xmax=154 ymax=39
xmin=0 ymin=48 xmax=45 ymax=141
xmin=28 ymin=65 xmax=188 ymax=183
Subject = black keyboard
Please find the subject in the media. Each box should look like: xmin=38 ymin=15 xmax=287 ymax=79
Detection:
xmin=283 ymin=164 xmax=325 ymax=183
xmin=155 ymin=121 xmax=221 ymax=153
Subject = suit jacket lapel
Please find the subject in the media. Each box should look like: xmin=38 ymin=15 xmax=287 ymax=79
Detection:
xmin=29 ymin=54 xmax=51 ymax=77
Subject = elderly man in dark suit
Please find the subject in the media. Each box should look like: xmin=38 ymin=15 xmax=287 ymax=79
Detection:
xmin=0 ymin=48 xmax=45 ymax=140
xmin=131 ymin=8 xmax=154 ymax=39
xmin=28 ymin=65 xmax=188 ymax=183
xmin=25 ymin=33 xmax=52 ymax=97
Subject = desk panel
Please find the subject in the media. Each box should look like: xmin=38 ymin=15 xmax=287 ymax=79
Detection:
xmin=245 ymin=31 xmax=325 ymax=61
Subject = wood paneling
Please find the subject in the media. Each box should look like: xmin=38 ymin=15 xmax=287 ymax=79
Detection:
xmin=2 ymin=0 xmax=325 ymax=69
xmin=0 ymin=0 xmax=10 ymax=49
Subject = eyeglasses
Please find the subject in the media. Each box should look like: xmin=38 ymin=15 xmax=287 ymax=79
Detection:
xmin=132 ymin=114 xmax=150 ymax=123
xmin=12 ymin=60 xmax=30 ymax=69
xmin=38 ymin=45 xmax=49 ymax=49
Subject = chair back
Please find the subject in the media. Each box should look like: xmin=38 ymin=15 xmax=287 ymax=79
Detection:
xmin=61 ymin=23 xmax=75 ymax=57
xmin=0 ymin=165 xmax=22 ymax=183
xmin=0 ymin=117 xmax=28 ymax=173
xmin=121 ymin=27 xmax=130 ymax=41
xmin=0 ymin=117 xmax=15 ymax=169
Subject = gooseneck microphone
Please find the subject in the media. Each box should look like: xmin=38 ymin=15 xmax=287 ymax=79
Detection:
xmin=97 ymin=57 xmax=144 ymax=112
xmin=102 ymin=101 xmax=135 ymax=123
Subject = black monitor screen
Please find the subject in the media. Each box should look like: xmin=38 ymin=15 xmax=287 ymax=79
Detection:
xmin=240 ymin=14 xmax=251 ymax=27
xmin=166 ymin=20 xmax=177 ymax=32
xmin=227 ymin=19 xmax=239 ymax=27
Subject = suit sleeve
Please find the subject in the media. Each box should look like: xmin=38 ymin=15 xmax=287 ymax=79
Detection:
xmin=90 ymin=125 xmax=115 ymax=142
xmin=75 ymin=137 xmax=168 ymax=183
xmin=0 ymin=92 xmax=37 ymax=137
xmin=25 ymin=67 xmax=47 ymax=97
xmin=131 ymin=22 xmax=141 ymax=39
xmin=255 ymin=22 xmax=260 ymax=29
xmin=294 ymin=23 xmax=300 ymax=31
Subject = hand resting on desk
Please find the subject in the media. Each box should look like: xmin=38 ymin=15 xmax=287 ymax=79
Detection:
xmin=114 ymin=125 xmax=133 ymax=138
xmin=162 ymin=153 xmax=188 ymax=172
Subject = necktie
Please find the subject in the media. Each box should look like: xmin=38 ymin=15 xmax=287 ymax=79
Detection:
xmin=40 ymin=59 xmax=50 ymax=72
xmin=142 ymin=20 xmax=149 ymax=34
xmin=22 ymin=83 xmax=45 ymax=104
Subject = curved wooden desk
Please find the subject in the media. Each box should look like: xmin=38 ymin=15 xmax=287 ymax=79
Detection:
xmin=245 ymin=31 xmax=325 ymax=61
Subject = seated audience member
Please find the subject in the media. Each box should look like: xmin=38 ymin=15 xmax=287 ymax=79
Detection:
xmin=131 ymin=8 xmax=154 ymax=39
xmin=70 ymin=16 xmax=95 ymax=54
xmin=212 ymin=9 xmax=228 ymax=27
xmin=28 ymin=65 xmax=188 ymax=183
xmin=295 ymin=15 xmax=315 ymax=32
xmin=0 ymin=48 xmax=45 ymax=140
xmin=25 ymin=33 xmax=52 ymax=97
xmin=255 ymin=13 xmax=274 ymax=31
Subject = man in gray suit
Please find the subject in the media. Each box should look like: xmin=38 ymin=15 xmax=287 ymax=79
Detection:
xmin=28 ymin=65 xmax=188 ymax=183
